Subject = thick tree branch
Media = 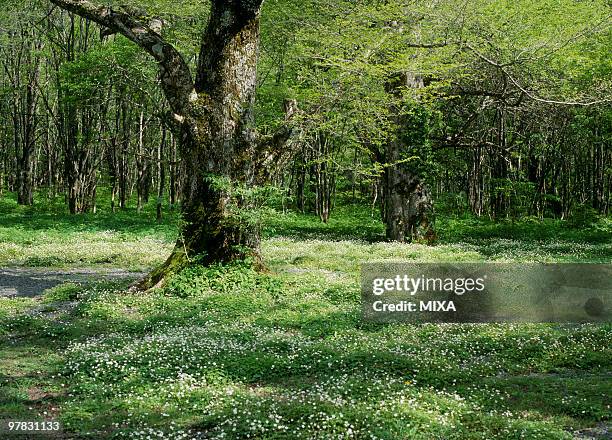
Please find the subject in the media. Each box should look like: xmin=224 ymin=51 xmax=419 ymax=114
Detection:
xmin=49 ymin=0 xmax=195 ymax=115
xmin=254 ymin=99 xmax=300 ymax=183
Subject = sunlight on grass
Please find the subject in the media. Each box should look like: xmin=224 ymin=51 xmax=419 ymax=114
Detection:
xmin=0 ymin=196 xmax=610 ymax=438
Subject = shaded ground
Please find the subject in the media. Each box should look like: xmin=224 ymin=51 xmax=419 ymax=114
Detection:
xmin=0 ymin=268 xmax=145 ymax=298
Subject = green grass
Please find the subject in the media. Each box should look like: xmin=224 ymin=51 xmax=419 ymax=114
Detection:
xmin=0 ymin=192 xmax=611 ymax=439
xmin=0 ymin=192 xmax=177 ymax=270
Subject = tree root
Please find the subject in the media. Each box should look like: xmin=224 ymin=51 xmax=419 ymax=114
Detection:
xmin=130 ymin=245 xmax=189 ymax=292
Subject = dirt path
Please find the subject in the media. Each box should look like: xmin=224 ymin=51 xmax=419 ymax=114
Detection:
xmin=573 ymin=423 xmax=612 ymax=440
xmin=0 ymin=268 xmax=145 ymax=298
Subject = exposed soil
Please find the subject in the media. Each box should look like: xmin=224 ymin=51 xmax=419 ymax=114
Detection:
xmin=0 ymin=268 xmax=145 ymax=298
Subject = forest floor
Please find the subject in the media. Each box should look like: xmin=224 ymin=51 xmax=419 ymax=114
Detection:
xmin=0 ymin=193 xmax=610 ymax=439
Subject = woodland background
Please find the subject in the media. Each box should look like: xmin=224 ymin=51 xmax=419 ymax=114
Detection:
xmin=1 ymin=0 xmax=610 ymax=227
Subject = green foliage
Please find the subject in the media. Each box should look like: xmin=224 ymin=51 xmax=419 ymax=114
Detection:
xmin=490 ymin=179 xmax=538 ymax=219
xmin=207 ymin=175 xmax=285 ymax=229
xmin=257 ymin=0 xmax=611 ymax=223
xmin=435 ymin=192 xmax=471 ymax=217
xmin=164 ymin=260 xmax=283 ymax=299
xmin=397 ymin=101 xmax=439 ymax=182
xmin=42 ymin=282 xmax=82 ymax=303
xmin=263 ymin=202 xmax=385 ymax=242
xmin=568 ymin=205 xmax=601 ymax=229
xmin=59 ymin=37 xmax=154 ymax=105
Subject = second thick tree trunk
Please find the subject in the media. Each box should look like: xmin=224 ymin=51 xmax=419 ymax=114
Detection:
xmin=383 ymin=72 xmax=434 ymax=243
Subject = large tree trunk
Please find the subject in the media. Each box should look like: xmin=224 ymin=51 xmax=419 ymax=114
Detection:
xmin=144 ymin=1 xmax=266 ymax=286
xmin=382 ymin=72 xmax=435 ymax=243
xmin=50 ymin=0 xmax=269 ymax=288
xmin=183 ymin=1 xmax=260 ymax=253
xmin=383 ymin=142 xmax=434 ymax=243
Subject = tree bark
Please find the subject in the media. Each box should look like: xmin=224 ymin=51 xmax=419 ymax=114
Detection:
xmin=173 ymin=0 xmax=263 ymax=267
xmin=156 ymin=122 xmax=166 ymax=222
xmin=383 ymin=142 xmax=434 ymax=242
xmin=382 ymin=72 xmax=435 ymax=243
